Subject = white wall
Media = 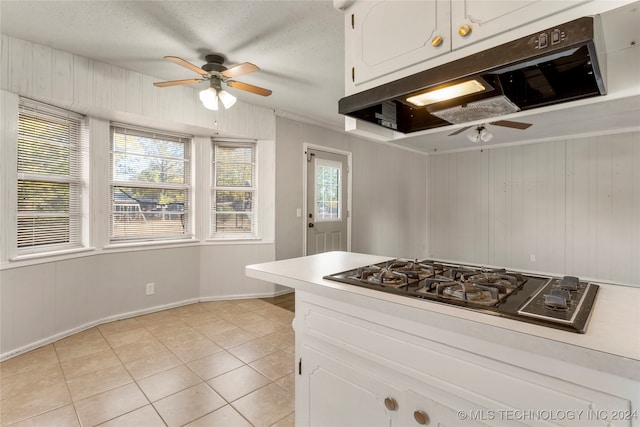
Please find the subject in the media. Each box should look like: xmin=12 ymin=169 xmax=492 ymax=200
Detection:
xmin=0 ymin=247 xmax=200 ymax=358
xmin=428 ymin=132 xmax=640 ymax=286
xmin=0 ymin=34 xmax=279 ymax=360
xmin=275 ymin=116 xmax=428 ymax=261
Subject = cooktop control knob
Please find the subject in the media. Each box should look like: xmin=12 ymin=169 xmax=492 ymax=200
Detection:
xmin=544 ymin=294 xmax=568 ymax=310
xmin=551 ymin=288 xmax=571 ymax=302
xmin=556 ymin=276 xmax=579 ymax=291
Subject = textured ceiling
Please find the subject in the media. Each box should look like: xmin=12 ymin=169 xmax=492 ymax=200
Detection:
xmin=0 ymin=0 xmax=346 ymax=130
xmin=1 ymin=1 xmax=638 ymax=153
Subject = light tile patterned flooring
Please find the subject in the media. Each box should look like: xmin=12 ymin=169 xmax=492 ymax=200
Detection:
xmin=0 ymin=294 xmax=296 ymax=427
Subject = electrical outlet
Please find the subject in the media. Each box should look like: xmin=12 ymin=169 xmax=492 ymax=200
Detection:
xmin=529 ymin=254 xmax=536 ymax=262
xmin=146 ymin=282 xmax=155 ymax=295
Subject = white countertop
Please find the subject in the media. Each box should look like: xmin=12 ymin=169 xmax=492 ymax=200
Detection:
xmin=246 ymin=251 xmax=640 ymax=368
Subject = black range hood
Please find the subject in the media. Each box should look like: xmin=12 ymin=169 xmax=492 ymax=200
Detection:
xmin=338 ymin=16 xmax=606 ymax=134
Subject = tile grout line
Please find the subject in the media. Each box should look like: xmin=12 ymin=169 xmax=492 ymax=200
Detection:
xmin=2 ymin=298 xmax=295 ymax=427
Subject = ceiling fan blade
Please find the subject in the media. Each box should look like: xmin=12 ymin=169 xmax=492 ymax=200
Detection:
xmin=164 ymin=56 xmax=208 ymax=76
xmin=221 ymin=62 xmax=260 ymax=78
xmin=448 ymin=126 xmax=472 ymax=136
xmin=491 ymin=120 xmax=532 ymax=130
xmin=227 ymin=80 xmax=272 ymax=96
xmin=153 ymin=78 xmax=204 ymax=87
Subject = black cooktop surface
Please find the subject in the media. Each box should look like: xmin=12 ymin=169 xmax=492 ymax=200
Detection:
xmin=323 ymin=260 xmax=598 ymax=333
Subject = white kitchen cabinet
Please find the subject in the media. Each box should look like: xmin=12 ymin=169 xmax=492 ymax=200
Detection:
xmin=299 ymin=342 xmax=490 ymax=426
xmin=450 ymin=0 xmax=590 ymax=50
xmin=346 ymin=0 xmax=450 ymax=86
xmin=295 ymin=292 xmax=634 ymax=427
xmin=299 ymin=344 xmax=397 ymax=426
xmin=343 ymin=0 xmax=590 ymax=90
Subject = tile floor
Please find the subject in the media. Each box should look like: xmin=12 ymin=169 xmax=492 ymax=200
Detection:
xmin=0 ymin=294 xmax=296 ymax=427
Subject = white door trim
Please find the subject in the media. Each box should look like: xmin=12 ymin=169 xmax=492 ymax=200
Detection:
xmin=303 ymin=143 xmax=352 ymax=256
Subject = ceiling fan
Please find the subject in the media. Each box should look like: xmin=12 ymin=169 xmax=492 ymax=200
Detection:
xmin=154 ymin=54 xmax=272 ymax=110
xmin=448 ymin=120 xmax=532 ymax=142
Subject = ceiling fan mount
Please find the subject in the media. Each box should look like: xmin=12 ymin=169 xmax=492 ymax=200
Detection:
xmin=201 ymin=54 xmax=228 ymax=74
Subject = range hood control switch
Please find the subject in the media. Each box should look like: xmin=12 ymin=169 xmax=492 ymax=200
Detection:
xmin=538 ymin=32 xmax=548 ymax=49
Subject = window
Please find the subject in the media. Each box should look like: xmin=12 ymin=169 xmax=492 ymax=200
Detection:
xmin=315 ymin=158 xmax=342 ymax=221
xmin=211 ymin=141 xmax=257 ymax=237
xmin=110 ymin=124 xmax=191 ymax=242
xmin=17 ymin=100 xmax=85 ymax=253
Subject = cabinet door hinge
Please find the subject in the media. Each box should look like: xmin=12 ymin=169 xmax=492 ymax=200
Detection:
xmin=351 ymin=14 xmax=354 ymax=29
xmin=298 ymin=358 xmax=302 ymax=375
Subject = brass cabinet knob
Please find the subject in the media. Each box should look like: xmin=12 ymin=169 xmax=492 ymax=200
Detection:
xmin=384 ymin=397 xmax=398 ymax=411
xmin=414 ymin=410 xmax=430 ymax=425
xmin=458 ymin=24 xmax=472 ymax=37
xmin=431 ymin=35 xmax=443 ymax=47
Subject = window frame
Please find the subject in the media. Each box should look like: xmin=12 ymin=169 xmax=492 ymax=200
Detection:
xmin=109 ymin=123 xmax=193 ymax=243
xmin=210 ymin=140 xmax=258 ymax=239
xmin=15 ymin=98 xmax=87 ymax=256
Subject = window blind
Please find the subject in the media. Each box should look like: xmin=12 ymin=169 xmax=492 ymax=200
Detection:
xmin=110 ymin=124 xmax=192 ymax=241
xmin=17 ymin=100 xmax=85 ymax=252
xmin=211 ymin=141 xmax=257 ymax=237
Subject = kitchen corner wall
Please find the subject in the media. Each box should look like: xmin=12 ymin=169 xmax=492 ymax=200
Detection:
xmin=428 ymin=131 xmax=640 ymax=286
xmin=274 ymin=116 xmax=428 ymax=261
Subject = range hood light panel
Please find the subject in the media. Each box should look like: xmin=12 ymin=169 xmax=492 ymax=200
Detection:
xmin=406 ymin=79 xmax=486 ymax=107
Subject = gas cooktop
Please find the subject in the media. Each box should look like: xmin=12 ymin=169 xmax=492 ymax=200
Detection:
xmin=323 ymin=259 xmax=598 ymax=333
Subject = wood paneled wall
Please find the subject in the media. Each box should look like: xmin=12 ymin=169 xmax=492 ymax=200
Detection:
xmin=428 ymin=132 xmax=640 ymax=286
xmin=0 ymin=34 xmax=275 ymax=139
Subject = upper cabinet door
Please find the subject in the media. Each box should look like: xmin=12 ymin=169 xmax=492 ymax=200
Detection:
xmin=451 ymin=0 xmax=591 ymax=49
xmin=349 ymin=0 xmax=451 ymax=86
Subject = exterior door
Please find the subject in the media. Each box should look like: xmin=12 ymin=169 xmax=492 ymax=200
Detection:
xmin=306 ymin=148 xmax=349 ymax=255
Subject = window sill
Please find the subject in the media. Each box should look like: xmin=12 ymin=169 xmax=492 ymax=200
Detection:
xmin=204 ymin=238 xmax=274 ymax=245
xmin=3 ymin=247 xmax=98 ymax=269
xmin=103 ymin=238 xmax=200 ymax=251
xmin=11 ymin=247 xmax=97 ymax=262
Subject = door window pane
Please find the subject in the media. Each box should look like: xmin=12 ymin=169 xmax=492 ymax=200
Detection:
xmin=315 ymin=159 xmax=341 ymax=221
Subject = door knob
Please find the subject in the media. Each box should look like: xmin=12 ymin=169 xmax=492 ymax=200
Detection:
xmin=384 ymin=397 xmax=398 ymax=411
xmin=414 ymin=410 xmax=429 ymax=425
xmin=431 ymin=35 xmax=443 ymax=47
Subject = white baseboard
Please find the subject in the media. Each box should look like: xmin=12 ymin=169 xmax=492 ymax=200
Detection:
xmin=0 ymin=289 xmax=294 ymax=362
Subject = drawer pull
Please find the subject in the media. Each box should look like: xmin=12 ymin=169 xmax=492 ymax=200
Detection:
xmin=384 ymin=397 xmax=398 ymax=411
xmin=414 ymin=410 xmax=429 ymax=425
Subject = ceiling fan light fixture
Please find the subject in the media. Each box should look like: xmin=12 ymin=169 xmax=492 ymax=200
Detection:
xmin=480 ymin=128 xmax=493 ymax=142
xmin=199 ymin=87 xmax=218 ymax=111
xmin=218 ymin=89 xmax=237 ymax=109
xmin=467 ymin=125 xmax=493 ymax=143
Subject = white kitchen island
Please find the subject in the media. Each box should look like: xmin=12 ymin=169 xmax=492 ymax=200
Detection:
xmin=246 ymin=251 xmax=640 ymax=427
